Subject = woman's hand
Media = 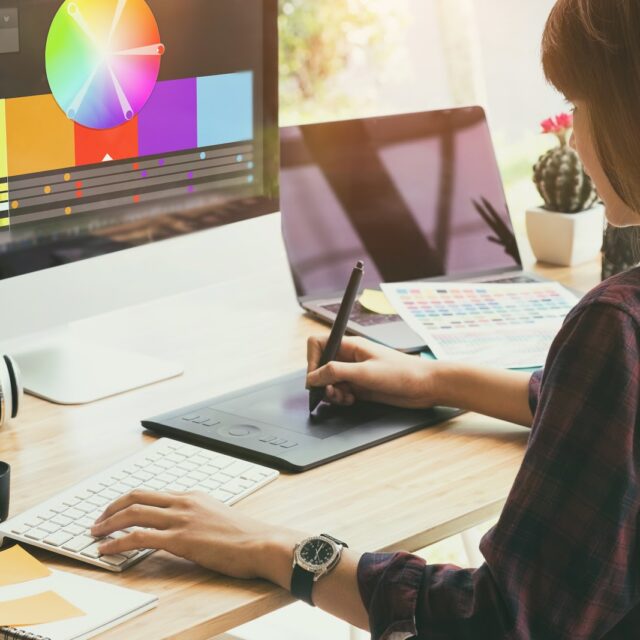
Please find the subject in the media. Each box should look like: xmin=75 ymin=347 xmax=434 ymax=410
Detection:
xmin=91 ymin=490 xmax=301 ymax=584
xmin=306 ymin=336 xmax=443 ymax=408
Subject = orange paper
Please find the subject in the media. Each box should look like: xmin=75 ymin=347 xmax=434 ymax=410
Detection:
xmin=0 ymin=590 xmax=85 ymax=626
xmin=0 ymin=545 xmax=51 ymax=587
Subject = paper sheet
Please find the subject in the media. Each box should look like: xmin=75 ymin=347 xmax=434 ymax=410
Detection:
xmin=359 ymin=289 xmax=397 ymax=315
xmin=0 ymin=545 xmax=51 ymax=587
xmin=382 ymin=281 xmax=580 ymax=369
xmin=0 ymin=590 xmax=85 ymax=626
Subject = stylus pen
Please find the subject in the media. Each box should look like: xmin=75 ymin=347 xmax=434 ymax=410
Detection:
xmin=309 ymin=260 xmax=365 ymax=413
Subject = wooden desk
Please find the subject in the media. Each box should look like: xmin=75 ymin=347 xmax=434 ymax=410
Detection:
xmin=0 ymin=226 xmax=602 ymax=639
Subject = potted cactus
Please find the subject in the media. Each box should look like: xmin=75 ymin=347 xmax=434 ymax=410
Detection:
xmin=526 ymin=113 xmax=605 ymax=266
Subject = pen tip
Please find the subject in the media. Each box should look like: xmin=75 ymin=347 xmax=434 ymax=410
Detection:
xmin=356 ymin=260 xmax=364 ymax=269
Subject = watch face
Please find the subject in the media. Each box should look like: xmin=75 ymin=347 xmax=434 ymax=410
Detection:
xmin=300 ymin=538 xmax=335 ymax=567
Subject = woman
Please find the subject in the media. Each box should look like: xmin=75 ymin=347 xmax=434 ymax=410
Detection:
xmin=92 ymin=1 xmax=640 ymax=637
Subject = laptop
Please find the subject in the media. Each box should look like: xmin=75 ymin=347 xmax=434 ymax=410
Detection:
xmin=280 ymin=107 xmax=547 ymax=352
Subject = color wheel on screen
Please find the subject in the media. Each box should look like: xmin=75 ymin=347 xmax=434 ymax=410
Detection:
xmin=45 ymin=0 xmax=165 ymax=130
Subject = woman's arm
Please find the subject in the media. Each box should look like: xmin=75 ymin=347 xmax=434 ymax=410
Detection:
xmin=434 ymin=363 xmax=535 ymax=427
xmin=305 ymin=336 xmax=535 ymax=427
xmin=92 ymin=491 xmax=370 ymax=629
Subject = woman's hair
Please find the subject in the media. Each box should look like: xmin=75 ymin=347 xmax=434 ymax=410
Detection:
xmin=542 ymin=0 xmax=640 ymax=212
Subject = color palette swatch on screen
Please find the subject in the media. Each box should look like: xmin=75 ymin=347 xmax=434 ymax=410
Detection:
xmin=45 ymin=0 xmax=165 ymax=130
xmin=381 ymin=281 xmax=580 ymax=369
xmin=1 ymin=71 xmax=254 ymax=179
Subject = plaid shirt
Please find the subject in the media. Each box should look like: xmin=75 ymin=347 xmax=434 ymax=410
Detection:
xmin=358 ymin=268 xmax=640 ymax=639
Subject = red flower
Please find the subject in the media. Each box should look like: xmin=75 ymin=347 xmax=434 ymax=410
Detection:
xmin=540 ymin=113 xmax=573 ymax=135
xmin=541 ymin=117 xmax=558 ymax=134
xmin=555 ymin=112 xmax=573 ymax=129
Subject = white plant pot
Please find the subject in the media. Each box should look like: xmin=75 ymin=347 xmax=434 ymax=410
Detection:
xmin=525 ymin=203 xmax=605 ymax=267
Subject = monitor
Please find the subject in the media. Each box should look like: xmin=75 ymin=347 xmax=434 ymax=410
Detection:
xmin=280 ymin=108 xmax=521 ymax=299
xmin=0 ymin=0 xmax=278 ymax=403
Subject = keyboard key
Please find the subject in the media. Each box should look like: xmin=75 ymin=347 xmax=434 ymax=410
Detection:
xmin=87 ymin=495 xmax=110 ymax=508
xmin=99 ymin=489 xmax=121 ymax=501
xmin=44 ymin=531 xmax=74 ymax=547
xmin=51 ymin=514 xmax=73 ymax=527
xmin=101 ymin=554 xmax=128 ymax=567
xmin=165 ymin=482 xmax=188 ymax=492
xmin=225 ymin=461 xmax=252 ymax=477
xmin=154 ymin=458 xmax=175 ymax=470
xmin=65 ymin=523 xmax=85 ymax=536
xmin=211 ymin=489 xmax=234 ymax=503
xmin=186 ymin=470 xmax=207 ymax=482
xmin=244 ymin=468 xmax=272 ymax=483
xmin=221 ymin=478 xmax=253 ymax=495
xmin=63 ymin=535 xmax=96 ymax=553
xmin=40 ymin=521 xmax=61 ymax=535
xmin=74 ymin=502 xmax=96 ymax=514
xmin=49 ymin=503 xmax=68 ymax=514
xmin=10 ymin=523 xmax=29 ymax=535
xmin=281 ymin=442 xmax=298 ymax=449
xmin=25 ymin=528 xmax=48 ymax=541
xmin=121 ymin=477 xmax=141 ymax=488
xmin=23 ymin=516 xmax=44 ymax=528
xmin=78 ymin=516 xmax=96 ymax=528
xmin=63 ymin=508 xmax=84 ymax=520
xmin=81 ymin=543 xmax=103 ymax=559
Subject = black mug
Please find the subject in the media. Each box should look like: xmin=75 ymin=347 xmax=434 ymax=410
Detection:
xmin=0 ymin=462 xmax=9 ymax=523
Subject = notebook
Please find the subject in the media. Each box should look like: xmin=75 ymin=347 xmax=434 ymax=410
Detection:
xmin=0 ymin=568 xmax=157 ymax=640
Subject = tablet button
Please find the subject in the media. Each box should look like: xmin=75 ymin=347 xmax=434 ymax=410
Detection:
xmin=220 ymin=424 xmax=261 ymax=438
xmin=281 ymin=442 xmax=298 ymax=449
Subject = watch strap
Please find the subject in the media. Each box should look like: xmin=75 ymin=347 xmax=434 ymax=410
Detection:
xmin=291 ymin=563 xmax=316 ymax=607
xmin=320 ymin=533 xmax=348 ymax=548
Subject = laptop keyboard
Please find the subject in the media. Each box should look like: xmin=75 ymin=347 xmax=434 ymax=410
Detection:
xmin=322 ymin=275 xmax=538 ymax=327
xmin=323 ymin=301 xmax=401 ymax=327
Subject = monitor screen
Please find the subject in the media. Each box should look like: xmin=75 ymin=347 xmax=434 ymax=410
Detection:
xmin=280 ymin=108 xmax=521 ymax=298
xmin=0 ymin=0 xmax=278 ymax=278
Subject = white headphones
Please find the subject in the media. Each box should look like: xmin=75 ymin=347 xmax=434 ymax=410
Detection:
xmin=0 ymin=355 xmax=22 ymax=427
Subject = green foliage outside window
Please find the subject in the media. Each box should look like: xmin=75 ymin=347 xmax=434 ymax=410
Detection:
xmin=278 ymin=0 xmax=406 ymax=124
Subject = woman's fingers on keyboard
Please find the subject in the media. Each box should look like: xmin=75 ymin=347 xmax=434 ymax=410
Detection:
xmin=92 ymin=503 xmax=175 ymax=537
xmin=94 ymin=489 xmax=176 ymax=524
xmin=98 ymin=528 xmax=169 ymax=556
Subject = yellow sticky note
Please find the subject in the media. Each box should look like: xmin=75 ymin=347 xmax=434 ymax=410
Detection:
xmin=0 ymin=590 xmax=85 ymax=626
xmin=0 ymin=546 xmax=51 ymax=587
xmin=360 ymin=289 xmax=397 ymax=316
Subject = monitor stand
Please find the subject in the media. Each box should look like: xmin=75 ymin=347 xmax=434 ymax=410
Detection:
xmin=7 ymin=328 xmax=183 ymax=405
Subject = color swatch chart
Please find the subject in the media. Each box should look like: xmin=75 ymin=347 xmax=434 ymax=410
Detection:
xmin=381 ymin=281 xmax=580 ymax=369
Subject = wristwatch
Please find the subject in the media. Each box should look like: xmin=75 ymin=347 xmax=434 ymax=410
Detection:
xmin=291 ymin=533 xmax=348 ymax=606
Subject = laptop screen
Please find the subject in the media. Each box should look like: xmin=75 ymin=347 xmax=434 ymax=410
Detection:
xmin=280 ymin=108 xmax=522 ymax=298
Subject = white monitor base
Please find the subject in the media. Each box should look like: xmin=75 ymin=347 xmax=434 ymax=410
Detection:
xmin=11 ymin=337 xmax=183 ymax=405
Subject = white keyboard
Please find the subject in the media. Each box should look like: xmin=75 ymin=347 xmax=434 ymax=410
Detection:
xmin=0 ymin=438 xmax=279 ymax=572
